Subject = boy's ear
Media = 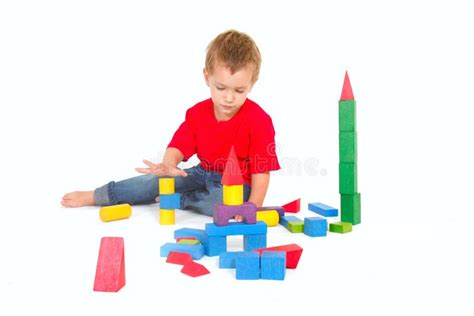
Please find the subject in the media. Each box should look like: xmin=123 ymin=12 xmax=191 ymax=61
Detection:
xmin=203 ymin=68 xmax=210 ymax=86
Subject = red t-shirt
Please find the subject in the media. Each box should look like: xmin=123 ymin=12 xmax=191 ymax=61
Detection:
xmin=168 ymin=98 xmax=281 ymax=184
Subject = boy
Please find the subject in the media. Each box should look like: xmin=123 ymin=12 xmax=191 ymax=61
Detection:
xmin=61 ymin=30 xmax=280 ymax=216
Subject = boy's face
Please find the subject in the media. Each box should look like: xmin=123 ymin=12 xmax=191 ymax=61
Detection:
xmin=204 ymin=63 xmax=255 ymax=121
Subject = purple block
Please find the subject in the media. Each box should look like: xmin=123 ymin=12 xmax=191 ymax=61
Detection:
xmin=213 ymin=202 xmax=257 ymax=226
xmin=257 ymin=206 xmax=285 ymax=218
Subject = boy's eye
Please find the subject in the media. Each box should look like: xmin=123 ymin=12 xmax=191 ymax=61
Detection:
xmin=216 ymin=86 xmax=225 ymax=91
xmin=236 ymin=90 xmax=244 ymax=94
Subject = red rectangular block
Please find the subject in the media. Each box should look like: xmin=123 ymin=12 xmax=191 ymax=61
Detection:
xmin=93 ymin=237 xmax=125 ymax=292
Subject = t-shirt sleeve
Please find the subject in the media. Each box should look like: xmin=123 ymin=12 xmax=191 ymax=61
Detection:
xmin=248 ymin=115 xmax=281 ymax=174
xmin=167 ymin=109 xmax=196 ymax=161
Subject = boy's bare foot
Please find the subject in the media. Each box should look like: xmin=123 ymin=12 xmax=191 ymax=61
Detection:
xmin=61 ymin=191 xmax=96 ymax=207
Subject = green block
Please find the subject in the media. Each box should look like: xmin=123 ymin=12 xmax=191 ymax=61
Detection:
xmin=339 ymin=163 xmax=357 ymax=194
xmin=288 ymin=221 xmax=304 ymax=233
xmin=341 ymin=193 xmax=361 ymax=225
xmin=329 ymin=221 xmax=352 ymax=234
xmin=339 ymin=100 xmax=356 ymax=132
xmin=339 ymin=132 xmax=357 ymax=163
xmin=177 ymin=239 xmax=200 ymax=245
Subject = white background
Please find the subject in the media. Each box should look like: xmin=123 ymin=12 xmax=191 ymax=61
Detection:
xmin=0 ymin=0 xmax=473 ymax=315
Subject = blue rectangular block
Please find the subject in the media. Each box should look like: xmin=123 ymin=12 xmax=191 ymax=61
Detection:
xmin=160 ymin=243 xmax=205 ymax=260
xmin=304 ymin=217 xmax=328 ymax=237
xmin=236 ymin=252 xmax=260 ymax=280
xmin=308 ymin=202 xmax=338 ymax=217
xmin=174 ymin=227 xmax=209 ymax=255
xmin=207 ymin=236 xmax=227 ymax=257
xmin=219 ymin=252 xmax=247 ymax=269
xmin=160 ymin=193 xmax=181 ymax=209
xmin=261 ymin=251 xmax=286 ymax=280
xmin=279 ymin=215 xmax=303 ymax=228
xmin=243 ymin=234 xmax=266 ymax=251
xmin=205 ymin=221 xmax=267 ymax=237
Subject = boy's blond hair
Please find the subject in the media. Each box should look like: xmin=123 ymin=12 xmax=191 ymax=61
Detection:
xmin=205 ymin=30 xmax=261 ymax=83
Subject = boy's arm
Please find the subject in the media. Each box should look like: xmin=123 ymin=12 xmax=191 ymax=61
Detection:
xmin=248 ymin=172 xmax=270 ymax=208
xmin=135 ymin=147 xmax=187 ymax=177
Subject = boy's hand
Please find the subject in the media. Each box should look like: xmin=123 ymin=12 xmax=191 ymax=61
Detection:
xmin=135 ymin=159 xmax=188 ymax=177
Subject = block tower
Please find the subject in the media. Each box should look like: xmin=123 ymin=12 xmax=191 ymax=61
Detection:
xmin=159 ymin=178 xmax=181 ymax=225
xmin=339 ymin=71 xmax=361 ymax=225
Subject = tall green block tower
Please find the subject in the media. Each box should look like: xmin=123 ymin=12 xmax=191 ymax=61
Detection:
xmin=338 ymin=71 xmax=361 ymax=225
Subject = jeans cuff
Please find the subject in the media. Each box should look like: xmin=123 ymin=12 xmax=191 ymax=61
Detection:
xmin=94 ymin=181 xmax=114 ymax=206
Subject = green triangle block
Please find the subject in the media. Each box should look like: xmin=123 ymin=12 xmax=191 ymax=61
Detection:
xmin=288 ymin=221 xmax=304 ymax=233
xmin=339 ymin=100 xmax=356 ymax=132
xmin=341 ymin=193 xmax=361 ymax=225
xmin=329 ymin=221 xmax=352 ymax=234
xmin=339 ymin=132 xmax=357 ymax=163
xmin=339 ymin=163 xmax=357 ymax=194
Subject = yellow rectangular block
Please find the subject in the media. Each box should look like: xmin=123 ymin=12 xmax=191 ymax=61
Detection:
xmin=159 ymin=209 xmax=175 ymax=225
xmin=159 ymin=178 xmax=175 ymax=194
xmin=256 ymin=210 xmax=279 ymax=227
xmin=99 ymin=204 xmax=132 ymax=222
xmin=223 ymin=185 xmax=243 ymax=206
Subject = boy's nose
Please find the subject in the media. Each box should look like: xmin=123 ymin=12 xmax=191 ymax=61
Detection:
xmin=225 ymin=91 xmax=234 ymax=103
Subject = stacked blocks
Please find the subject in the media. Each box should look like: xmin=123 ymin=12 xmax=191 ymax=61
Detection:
xmin=93 ymin=237 xmax=126 ymax=292
xmin=159 ymin=178 xmax=181 ymax=225
xmin=174 ymin=228 xmax=209 ymax=255
xmin=214 ymin=202 xmax=257 ymax=226
xmin=99 ymin=203 xmax=132 ymax=222
xmin=280 ymin=215 xmax=304 ymax=233
xmin=304 ymin=217 xmax=328 ymax=237
xmin=308 ymin=202 xmax=338 ymax=217
xmin=339 ymin=71 xmax=361 ymax=225
xmin=160 ymin=243 xmax=205 ymax=260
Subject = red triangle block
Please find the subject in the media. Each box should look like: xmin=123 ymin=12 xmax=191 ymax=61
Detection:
xmin=166 ymin=251 xmax=193 ymax=265
xmin=93 ymin=237 xmax=126 ymax=292
xmin=221 ymin=146 xmax=245 ymax=185
xmin=180 ymin=261 xmax=210 ymax=277
xmin=255 ymin=244 xmax=303 ymax=269
xmin=282 ymin=198 xmax=301 ymax=213
xmin=340 ymin=71 xmax=355 ymax=101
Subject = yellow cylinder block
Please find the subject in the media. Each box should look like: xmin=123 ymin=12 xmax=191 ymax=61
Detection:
xmin=159 ymin=209 xmax=175 ymax=225
xmin=99 ymin=204 xmax=132 ymax=222
xmin=256 ymin=210 xmax=279 ymax=227
xmin=223 ymin=185 xmax=243 ymax=206
xmin=159 ymin=178 xmax=175 ymax=194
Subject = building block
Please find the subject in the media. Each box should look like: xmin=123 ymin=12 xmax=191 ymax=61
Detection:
xmin=304 ymin=217 xmax=327 ymax=237
xmin=255 ymin=244 xmax=303 ymax=269
xmin=207 ymin=236 xmax=227 ymax=257
xmin=159 ymin=177 xmax=175 ymax=194
xmin=159 ymin=209 xmax=175 ymax=225
xmin=219 ymin=252 xmax=245 ymax=269
xmin=174 ymin=228 xmax=209 ymax=254
xmin=93 ymin=237 xmax=125 ymax=292
xmin=99 ymin=204 xmax=132 ymax=222
xmin=339 ymin=163 xmax=357 ymax=194
xmin=341 ymin=193 xmax=361 ymax=225
xmin=160 ymin=193 xmax=181 ymax=209
xmin=205 ymin=221 xmax=267 ymax=237
xmin=308 ymin=202 xmax=339 ymax=217
xmin=166 ymin=251 xmax=193 ymax=265
xmin=288 ymin=221 xmax=304 ymax=233
xmin=256 ymin=210 xmax=279 ymax=227
xmin=176 ymin=237 xmax=197 ymax=242
xmin=244 ymin=234 xmax=267 ymax=251
xmin=221 ymin=146 xmax=245 ymax=185
xmin=213 ymin=202 xmax=257 ymax=226
xmin=261 ymin=251 xmax=286 ymax=280
xmin=160 ymin=243 xmax=205 ymax=260
xmin=223 ymin=184 xmax=244 ymax=206
xmin=282 ymin=198 xmax=301 ymax=213
xmin=181 ymin=261 xmax=210 ymax=277
xmin=329 ymin=221 xmax=352 ymax=234
xmin=340 ymin=70 xmax=355 ymax=101
xmin=236 ymin=252 xmax=260 ymax=280
xmin=177 ymin=239 xmax=200 ymax=245
xmin=339 ymin=132 xmax=357 ymax=163
xmin=257 ymin=206 xmax=285 ymax=218
xmin=339 ymin=100 xmax=357 ymax=132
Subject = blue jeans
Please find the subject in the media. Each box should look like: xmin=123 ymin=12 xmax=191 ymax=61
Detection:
xmin=94 ymin=165 xmax=251 ymax=216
